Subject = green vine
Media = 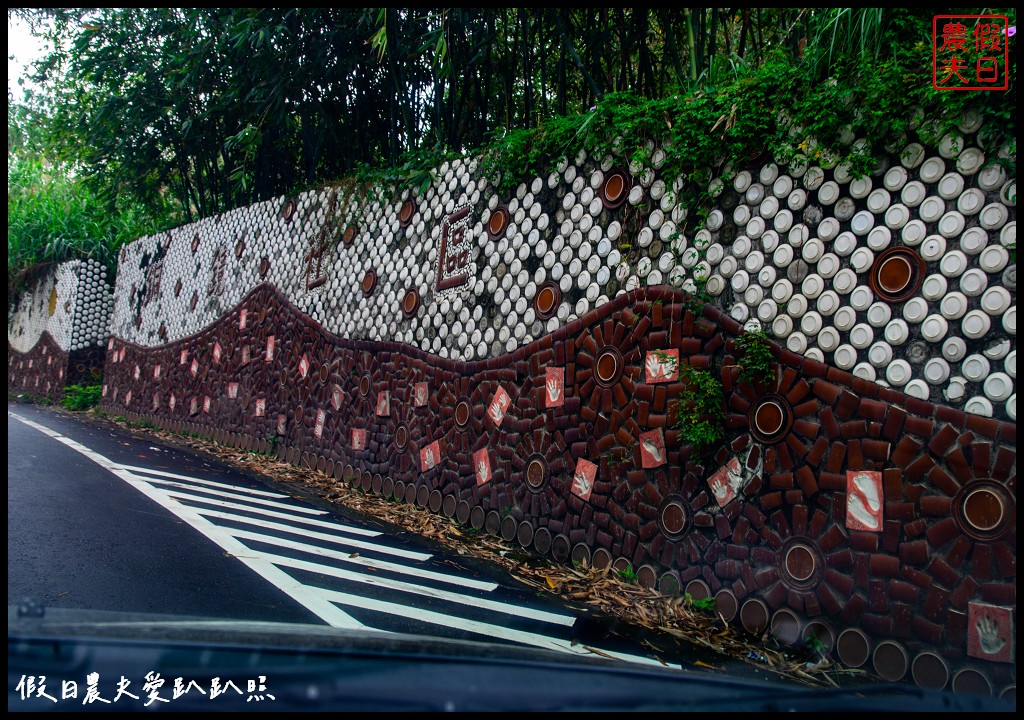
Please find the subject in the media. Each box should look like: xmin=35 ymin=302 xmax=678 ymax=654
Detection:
xmin=733 ymin=330 xmax=775 ymax=386
xmin=671 ymin=365 xmax=726 ymax=451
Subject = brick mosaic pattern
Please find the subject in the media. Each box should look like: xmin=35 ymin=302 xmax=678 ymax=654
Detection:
xmin=8 ymin=333 xmax=69 ymax=399
xmin=101 ymin=282 xmax=1016 ymax=692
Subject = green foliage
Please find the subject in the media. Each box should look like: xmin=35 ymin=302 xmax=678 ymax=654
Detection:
xmin=672 ymin=365 xmax=726 ymax=451
xmin=684 ymin=592 xmax=717 ymax=612
xmin=61 ymin=384 xmax=102 ymax=411
xmin=733 ymin=330 xmax=775 ymax=386
xmin=615 ymin=564 xmax=637 ymax=583
xmin=804 ymin=633 xmax=828 ymax=655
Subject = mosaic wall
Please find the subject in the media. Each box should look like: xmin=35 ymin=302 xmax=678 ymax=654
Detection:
xmin=108 ymin=111 xmax=1015 ymax=421
xmin=8 ymin=260 xmax=113 ymax=397
xmin=95 ymin=108 xmax=1015 ymax=696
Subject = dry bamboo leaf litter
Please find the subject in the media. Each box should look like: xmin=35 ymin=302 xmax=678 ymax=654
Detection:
xmin=89 ymin=411 xmax=876 ymax=689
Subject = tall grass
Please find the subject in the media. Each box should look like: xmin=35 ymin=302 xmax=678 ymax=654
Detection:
xmin=7 ymin=153 xmax=175 ymax=298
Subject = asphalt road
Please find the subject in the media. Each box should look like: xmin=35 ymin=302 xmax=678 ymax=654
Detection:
xmin=7 ymin=402 xmax=680 ymax=668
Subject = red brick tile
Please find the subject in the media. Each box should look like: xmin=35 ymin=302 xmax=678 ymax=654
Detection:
xmin=935 ymin=405 xmax=966 ymax=426
xmin=904 ymin=454 xmax=936 ymax=481
xmin=927 ymin=466 xmax=959 ymax=496
xmin=812 ymin=380 xmax=842 ymax=405
xmin=793 ymin=399 xmax=819 ymax=418
xmin=826 ymin=367 xmax=854 ymax=385
xmin=992 ymin=447 xmax=1015 ymax=480
xmin=835 ymin=390 xmax=860 ymax=419
xmin=903 ymin=416 xmax=934 ymax=438
xmin=868 ymin=578 xmax=888 ymax=611
xmin=850 ymin=532 xmax=879 ymax=552
xmin=925 ymin=517 xmax=960 ymax=550
xmin=906 ymin=397 xmax=934 ymax=416
xmin=920 ymin=496 xmax=952 ymax=516
xmin=840 ymin=420 xmax=868 ymax=439
xmin=795 ymin=466 xmax=818 ymax=497
xmin=946 ymin=536 xmax=972 ymax=568
xmin=852 ymin=376 xmax=880 ymax=398
xmin=927 ymin=555 xmax=961 ymax=588
xmin=998 ymin=421 xmax=1015 ymax=443
xmin=863 ymin=439 xmax=891 ymax=462
xmin=882 ymin=406 xmax=907 ymax=440
xmin=846 ymin=440 xmax=864 ymax=471
xmin=820 ymin=407 xmax=841 ymax=439
xmin=819 ymin=472 xmax=845 ymax=491
xmin=776 ymin=442 xmax=794 ymax=470
xmin=886 ymin=502 xmax=915 ymax=521
xmin=826 ymin=568 xmax=854 ymax=596
xmin=891 ymin=436 xmax=922 ymax=468
xmin=965 ymin=414 xmax=1001 ymax=440
xmin=992 ymin=542 xmax=1014 ymax=578
xmin=882 ymin=468 xmax=903 ymax=501
xmin=889 ymin=579 xmax=921 ymax=604
xmin=949 ymin=576 xmax=979 ymax=609
xmin=870 ymin=554 xmax=900 ymax=578
xmin=802 ymin=358 xmax=828 ymax=378
xmin=911 ymin=615 xmax=945 ymax=645
xmin=806 ymin=437 xmax=829 ymax=466
xmin=786 ymin=379 xmax=811 ymax=405
xmin=945 ymin=447 xmax=973 ymax=483
xmin=825 ymin=442 xmax=846 ymax=473
xmin=923 ymin=585 xmax=951 ymax=621
xmin=901 ymin=566 xmax=932 ymax=588
xmin=928 ymin=425 xmax=959 ymax=456
xmin=979 ymin=583 xmax=1016 ymax=605
xmin=858 ymin=398 xmax=887 ymax=422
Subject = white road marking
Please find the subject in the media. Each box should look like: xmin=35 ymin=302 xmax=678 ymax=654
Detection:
xmin=150 ymin=487 xmax=381 ymax=537
xmin=114 ymin=463 xmax=290 ymax=498
xmin=226 ymin=528 xmax=497 ymax=591
xmin=253 ymin=552 xmax=575 ymax=626
xmin=179 ymin=506 xmax=431 ymax=561
xmin=118 ymin=476 xmax=330 ymax=515
xmin=314 ymin=586 xmax=665 ymax=667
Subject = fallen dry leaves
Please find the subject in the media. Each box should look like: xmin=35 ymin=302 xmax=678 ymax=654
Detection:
xmin=98 ymin=411 xmax=870 ymax=689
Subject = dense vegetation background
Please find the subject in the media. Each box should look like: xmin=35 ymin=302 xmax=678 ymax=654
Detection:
xmin=7 ymin=8 xmax=1016 ymax=297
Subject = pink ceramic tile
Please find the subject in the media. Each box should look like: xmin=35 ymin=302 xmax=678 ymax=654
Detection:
xmin=645 ymin=349 xmax=679 ymax=384
xmin=420 ymin=440 xmax=442 ymax=471
xmin=134 ymin=365 xmax=140 ymax=380
xmin=545 ymin=367 xmax=565 ymax=408
xmin=254 ymin=398 xmax=265 ymax=417
xmin=152 ymin=392 xmax=160 ymax=410
xmin=846 ymin=471 xmax=883 ymax=532
xmin=376 ymin=390 xmax=390 ymax=416
xmin=707 ymin=457 xmax=742 ymax=507
xmin=180 ymin=349 xmax=188 ymax=364
xmin=571 ymin=458 xmax=598 ymax=501
xmin=202 ymin=396 xmax=211 ymax=413
xmin=124 ymin=390 xmax=132 ymax=405
xmin=266 ymin=336 xmax=275 ymax=362
xmin=213 ymin=342 xmax=222 ymax=363
xmin=968 ymin=603 xmax=1013 ymax=663
xmin=108 ymin=338 xmax=115 ymax=350
xmin=190 ymin=397 xmax=198 ymax=415
xmin=487 ymin=386 xmax=511 ymax=427
xmin=169 ymin=393 xmax=176 ymax=411
xmin=351 ymin=428 xmax=368 ymax=451
xmin=227 ymin=382 xmax=239 ymax=399
xmin=190 ymin=359 xmax=199 ymax=377
xmin=474 ymin=447 xmax=492 ymax=486
xmin=277 ymin=414 xmax=287 ymax=436
xmin=154 ymin=364 xmax=161 ymax=379
xmin=331 ymin=384 xmax=344 ymax=411
xmin=298 ymin=354 xmax=310 ymax=379
xmin=639 ymin=428 xmax=667 ymax=468
xmin=119 ymin=347 xmax=126 ymax=362
xmin=414 ymin=382 xmax=428 ymax=407
xmin=239 ymin=309 xmax=247 ymax=329
xmin=314 ymin=409 xmax=326 ymax=439
xmin=102 ymin=385 xmax=108 ymax=397
xmin=241 ymin=346 xmax=251 ymax=365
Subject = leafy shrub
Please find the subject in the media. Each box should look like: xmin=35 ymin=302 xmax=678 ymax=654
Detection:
xmin=61 ymin=384 xmax=102 ymax=411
